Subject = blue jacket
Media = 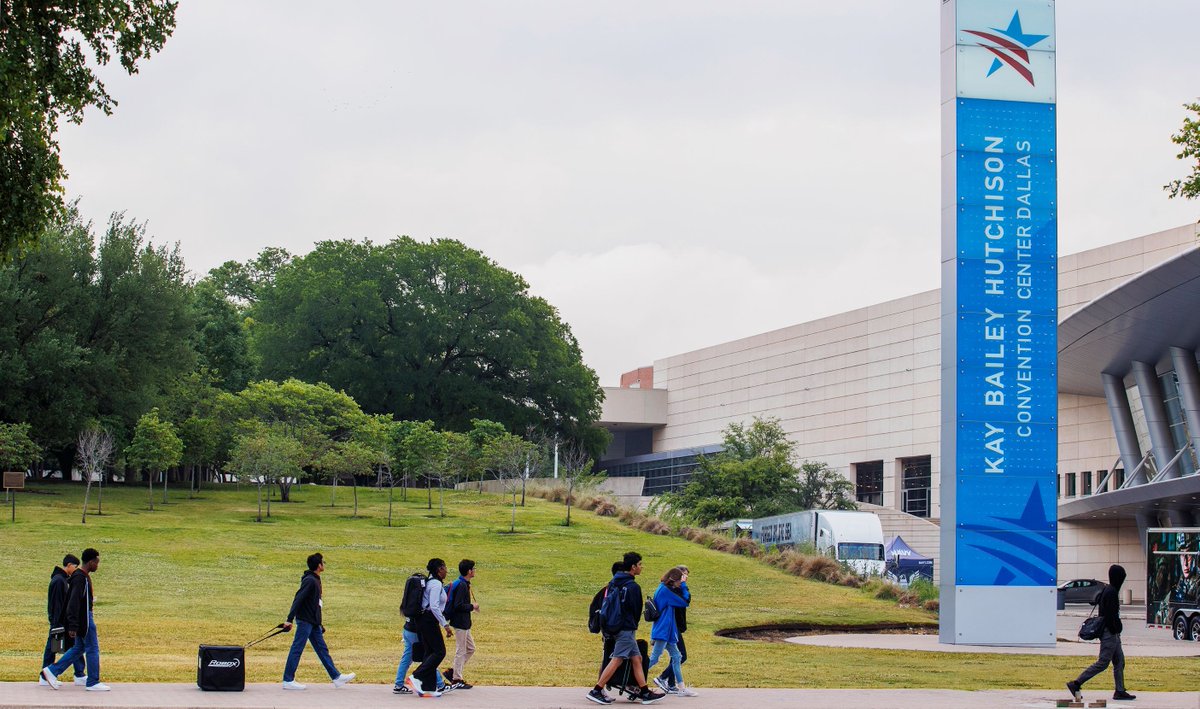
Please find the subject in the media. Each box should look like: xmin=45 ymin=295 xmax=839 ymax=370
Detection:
xmin=650 ymin=582 xmax=690 ymax=642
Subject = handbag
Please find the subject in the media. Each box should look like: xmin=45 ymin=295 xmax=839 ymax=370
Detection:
xmin=49 ymin=627 xmax=69 ymax=653
xmin=1078 ymin=608 xmax=1105 ymax=640
xmin=643 ymin=596 xmax=660 ymax=623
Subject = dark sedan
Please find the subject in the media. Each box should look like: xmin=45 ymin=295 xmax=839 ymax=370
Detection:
xmin=1059 ymin=578 xmax=1103 ymax=604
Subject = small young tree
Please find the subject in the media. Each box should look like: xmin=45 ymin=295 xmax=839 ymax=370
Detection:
xmin=228 ymin=429 xmax=304 ymax=522
xmin=558 ymin=441 xmax=603 ymax=527
xmin=0 ymin=421 xmax=41 ymax=472
xmin=316 ymin=440 xmax=385 ymax=518
xmin=484 ymin=433 xmax=539 ymax=533
xmin=466 ymin=419 xmax=507 ymax=492
xmin=125 ymin=409 xmax=183 ymax=511
xmin=394 ymin=421 xmax=448 ymax=512
xmin=77 ymin=427 xmax=113 ymax=524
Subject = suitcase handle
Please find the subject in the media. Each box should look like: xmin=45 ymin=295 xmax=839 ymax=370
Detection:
xmin=245 ymin=623 xmax=289 ymax=648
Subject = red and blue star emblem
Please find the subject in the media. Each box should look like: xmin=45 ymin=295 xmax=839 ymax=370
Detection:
xmin=964 ymin=11 xmax=1049 ymax=86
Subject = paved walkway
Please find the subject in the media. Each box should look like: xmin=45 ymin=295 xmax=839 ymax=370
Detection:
xmin=1 ymin=685 xmax=1197 ymax=709
xmin=788 ymin=606 xmax=1199 ymax=657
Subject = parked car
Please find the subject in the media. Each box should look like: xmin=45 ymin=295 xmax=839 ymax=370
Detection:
xmin=1059 ymin=578 xmax=1103 ymax=604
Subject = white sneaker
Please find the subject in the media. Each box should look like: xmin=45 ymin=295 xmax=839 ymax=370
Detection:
xmin=406 ymin=675 xmax=425 ymax=697
xmin=85 ymin=683 xmax=111 ymax=691
xmin=38 ymin=677 xmax=48 ymax=686
xmin=40 ymin=667 xmax=60 ymax=690
xmin=282 ymin=680 xmax=307 ymax=690
xmin=332 ymin=672 xmax=355 ymax=688
xmin=676 ymin=684 xmax=698 ymax=697
xmin=74 ymin=676 xmax=88 ymax=686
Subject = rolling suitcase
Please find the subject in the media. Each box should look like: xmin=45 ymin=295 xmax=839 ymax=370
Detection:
xmin=198 ymin=623 xmax=289 ymax=691
xmin=600 ymin=635 xmax=649 ymax=698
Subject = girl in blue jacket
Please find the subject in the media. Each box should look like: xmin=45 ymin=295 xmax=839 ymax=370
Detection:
xmin=647 ymin=567 xmax=695 ymax=696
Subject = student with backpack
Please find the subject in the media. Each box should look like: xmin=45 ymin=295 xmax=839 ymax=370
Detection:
xmin=653 ymin=565 xmax=691 ymax=695
xmin=406 ymin=558 xmax=453 ymax=698
xmin=646 ymin=567 xmax=694 ymax=696
xmin=587 ymin=552 xmax=665 ymax=706
xmin=443 ymin=559 xmax=479 ymax=689
xmin=394 ymin=571 xmax=445 ymax=695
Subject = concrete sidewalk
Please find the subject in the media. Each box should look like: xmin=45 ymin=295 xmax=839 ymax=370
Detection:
xmin=1 ymin=684 xmax=1197 ymax=709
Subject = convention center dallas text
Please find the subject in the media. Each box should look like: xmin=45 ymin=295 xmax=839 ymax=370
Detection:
xmin=939 ymin=0 xmax=1058 ymax=646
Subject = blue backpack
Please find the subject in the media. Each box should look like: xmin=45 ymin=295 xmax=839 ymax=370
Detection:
xmin=599 ymin=581 xmax=627 ymax=632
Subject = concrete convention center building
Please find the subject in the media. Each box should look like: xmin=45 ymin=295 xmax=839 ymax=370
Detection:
xmin=597 ymin=224 xmax=1200 ymax=597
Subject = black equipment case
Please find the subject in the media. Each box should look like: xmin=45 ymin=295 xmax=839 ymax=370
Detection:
xmin=198 ymin=624 xmax=288 ymax=691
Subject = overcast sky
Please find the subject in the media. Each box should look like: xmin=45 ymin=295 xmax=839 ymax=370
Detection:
xmin=57 ymin=1 xmax=1200 ymax=385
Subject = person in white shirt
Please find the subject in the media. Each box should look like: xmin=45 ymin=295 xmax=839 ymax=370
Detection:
xmin=406 ymin=558 xmax=453 ymax=697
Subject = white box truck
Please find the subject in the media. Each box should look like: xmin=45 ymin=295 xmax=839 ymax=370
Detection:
xmin=751 ymin=510 xmax=886 ymax=576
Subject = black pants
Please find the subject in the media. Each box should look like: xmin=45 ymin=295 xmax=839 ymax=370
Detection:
xmin=657 ymin=635 xmax=687 ymax=685
xmin=413 ymin=613 xmax=446 ymax=690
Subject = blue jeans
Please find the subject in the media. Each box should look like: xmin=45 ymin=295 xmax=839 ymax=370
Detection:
xmin=42 ymin=630 xmax=85 ymax=678
xmin=283 ymin=621 xmax=340 ymax=682
xmin=48 ymin=617 xmax=100 ymax=687
xmin=648 ymin=639 xmax=683 ymax=687
xmin=394 ymin=626 xmax=444 ymax=688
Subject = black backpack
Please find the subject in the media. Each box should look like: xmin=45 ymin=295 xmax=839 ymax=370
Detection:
xmin=588 ymin=587 xmax=606 ymax=634
xmin=400 ymin=574 xmax=426 ymax=618
xmin=643 ymin=595 xmax=660 ymax=623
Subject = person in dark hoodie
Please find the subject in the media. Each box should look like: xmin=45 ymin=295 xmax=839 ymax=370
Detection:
xmin=1068 ymin=564 xmax=1136 ymax=702
xmin=587 ymin=552 xmax=665 ymax=706
xmin=42 ymin=548 xmax=106 ymax=691
xmin=281 ymin=553 xmax=355 ymax=690
xmin=41 ymin=554 xmax=85 ymax=686
xmin=444 ymin=558 xmax=479 ymax=689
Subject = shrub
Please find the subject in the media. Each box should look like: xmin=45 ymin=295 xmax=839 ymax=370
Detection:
xmin=907 ymin=577 xmax=939 ymax=603
xmin=732 ymin=537 xmax=761 ymax=557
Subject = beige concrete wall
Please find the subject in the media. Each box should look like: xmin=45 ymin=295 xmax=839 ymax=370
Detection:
xmin=600 ymin=386 xmax=668 ymax=426
xmin=1058 ymin=519 xmax=1146 ymax=601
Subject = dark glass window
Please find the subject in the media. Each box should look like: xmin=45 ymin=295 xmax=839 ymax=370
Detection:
xmin=854 ymin=460 xmax=884 ymax=506
xmin=1081 ymin=471 xmax=1092 ymax=496
xmin=900 ymin=456 xmax=932 ymax=518
xmin=1065 ymin=472 xmax=1076 ymax=497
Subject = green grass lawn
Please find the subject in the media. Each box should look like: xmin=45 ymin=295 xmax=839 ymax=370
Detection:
xmin=0 ymin=483 xmax=1192 ymax=690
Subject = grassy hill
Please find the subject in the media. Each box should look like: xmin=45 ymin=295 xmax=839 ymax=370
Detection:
xmin=0 ymin=483 xmax=1191 ymax=690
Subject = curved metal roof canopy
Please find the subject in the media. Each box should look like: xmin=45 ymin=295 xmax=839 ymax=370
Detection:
xmin=1058 ymin=247 xmax=1200 ymax=397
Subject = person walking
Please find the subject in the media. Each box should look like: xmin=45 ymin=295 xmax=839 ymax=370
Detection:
xmin=444 ymin=559 xmax=479 ymax=689
xmin=1067 ymin=564 xmax=1136 ymax=702
xmin=647 ymin=567 xmax=695 ymax=696
xmin=41 ymin=554 xmax=85 ymax=687
xmin=41 ymin=548 xmax=106 ymax=691
xmin=587 ymin=552 xmax=665 ymax=705
xmin=407 ymin=558 xmax=453 ymax=697
xmin=653 ymin=565 xmax=690 ymax=696
xmin=393 ymin=571 xmax=445 ymax=695
xmin=281 ymin=553 xmax=355 ymax=690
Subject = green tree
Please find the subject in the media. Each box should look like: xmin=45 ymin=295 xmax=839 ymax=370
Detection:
xmin=654 ymin=417 xmax=855 ymax=527
xmin=484 ymin=432 xmax=538 ymax=533
xmin=0 ymin=421 xmax=41 ymax=471
xmin=1165 ymin=101 xmax=1200 ymax=200
xmin=125 ymin=409 xmax=183 ymax=510
xmin=190 ymin=280 xmax=254 ymax=392
xmin=247 ymin=238 xmax=605 ymax=452
xmin=0 ymin=1 xmax=179 ymax=258
xmin=315 ymin=440 xmax=383 ymax=518
xmin=392 ymin=420 xmax=449 ymax=514
xmin=0 ymin=208 xmax=195 ymax=466
xmin=227 ymin=427 xmax=304 ymax=522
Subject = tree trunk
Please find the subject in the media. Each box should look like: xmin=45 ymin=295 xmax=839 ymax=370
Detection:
xmin=566 ymin=480 xmax=573 ymax=527
xmin=352 ymin=477 xmax=359 ymax=518
xmin=427 ymin=480 xmax=432 ymax=510
xmin=388 ymin=483 xmax=394 ymax=527
xmin=402 ymin=475 xmax=408 ymax=501
xmin=97 ymin=474 xmax=104 ymax=516
xmin=330 ymin=477 xmax=338 ymax=507
xmin=162 ymin=470 xmax=169 ymax=505
xmin=510 ymin=489 xmax=517 ymax=532
xmin=279 ymin=480 xmax=292 ymax=503
xmin=148 ymin=474 xmax=155 ymax=511
xmin=266 ymin=481 xmax=272 ymax=518
xmin=256 ymin=484 xmax=263 ymax=523
xmin=82 ymin=478 xmax=92 ymax=524
xmin=438 ymin=481 xmax=444 ymax=518
xmin=521 ymin=476 xmax=527 ymax=507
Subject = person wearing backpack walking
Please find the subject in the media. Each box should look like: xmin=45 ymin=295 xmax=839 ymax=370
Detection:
xmin=653 ymin=565 xmax=690 ymax=695
xmin=646 ymin=567 xmax=694 ymax=696
xmin=443 ymin=559 xmax=479 ymax=689
xmin=587 ymin=552 xmax=665 ymax=706
xmin=280 ymin=553 xmax=355 ymax=690
xmin=407 ymin=558 xmax=453 ymax=698
xmin=1067 ymin=564 xmax=1136 ymax=702
xmin=394 ymin=571 xmax=445 ymax=695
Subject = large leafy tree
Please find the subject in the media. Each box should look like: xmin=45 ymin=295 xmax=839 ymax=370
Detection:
xmin=0 ymin=207 xmax=195 ymax=465
xmin=0 ymin=421 xmax=41 ymax=471
xmin=1165 ymin=100 xmax=1200 ymax=200
xmin=655 ymin=416 xmax=855 ymax=527
xmin=0 ymin=0 xmax=179 ymax=258
xmin=246 ymin=238 xmax=605 ymax=453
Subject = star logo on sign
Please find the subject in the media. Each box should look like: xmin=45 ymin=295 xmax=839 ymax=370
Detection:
xmin=964 ymin=11 xmax=1049 ymax=86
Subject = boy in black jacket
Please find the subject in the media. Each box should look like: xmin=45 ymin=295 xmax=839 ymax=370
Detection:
xmin=40 ymin=554 xmax=85 ymax=686
xmin=42 ymin=548 xmax=105 ymax=691
xmin=1068 ymin=564 xmax=1136 ymax=702
xmin=444 ymin=559 xmax=480 ymax=689
xmin=281 ymin=553 xmax=355 ymax=690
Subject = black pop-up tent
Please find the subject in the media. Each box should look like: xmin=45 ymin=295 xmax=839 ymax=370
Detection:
xmin=884 ymin=535 xmax=933 ymax=587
